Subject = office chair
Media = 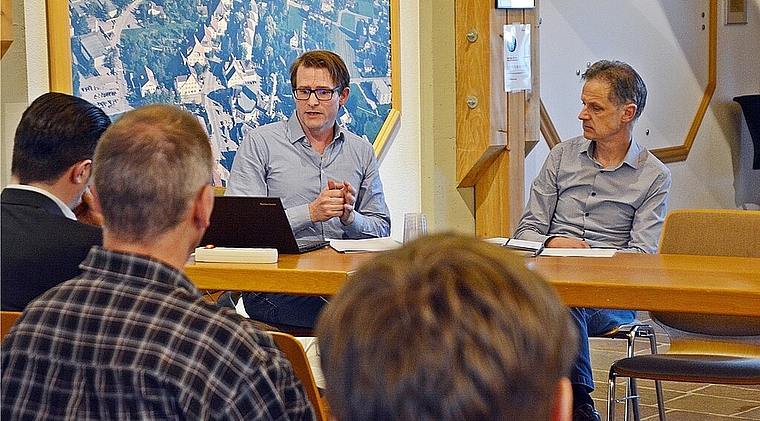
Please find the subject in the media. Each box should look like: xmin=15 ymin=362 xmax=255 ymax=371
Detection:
xmin=270 ymin=331 xmax=329 ymax=421
xmin=1 ymin=311 xmax=22 ymax=341
xmin=607 ymin=209 xmax=760 ymax=421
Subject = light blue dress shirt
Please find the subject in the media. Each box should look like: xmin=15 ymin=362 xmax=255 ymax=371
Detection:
xmin=513 ymin=136 xmax=671 ymax=253
xmin=227 ymin=113 xmax=390 ymax=241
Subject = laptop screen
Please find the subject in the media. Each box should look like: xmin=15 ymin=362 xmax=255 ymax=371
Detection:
xmin=200 ymin=196 xmax=327 ymax=254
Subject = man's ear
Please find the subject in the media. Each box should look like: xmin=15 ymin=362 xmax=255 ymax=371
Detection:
xmin=194 ymin=184 xmax=214 ymax=229
xmin=338 ymin=86 xmax=350 ymax=107
xmin=621 ymin=103 xmax=637 ymax=123
xmin=70 ymin=159 xmax=93 ymax=185
xmin=551 ymin=377 xmax=573 ymax=421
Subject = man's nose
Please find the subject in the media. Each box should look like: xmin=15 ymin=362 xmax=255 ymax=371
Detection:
xmin=578 ymin=107 xmax=589 ymax=120
xmin=307 ymin=92 xmax=321 ymax=105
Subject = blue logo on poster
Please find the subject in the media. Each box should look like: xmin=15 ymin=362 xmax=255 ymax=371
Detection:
xmin=506 ymin=34 xmax=517 ymax=52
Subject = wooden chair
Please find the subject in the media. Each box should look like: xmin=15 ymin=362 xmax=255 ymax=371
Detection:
xmin=1 ymin=310 xmax=22 ymax=341
xmin=269 ymin=331 xmax=328 ymax=421
xmin=607 ymin=209 xmax=760 ymax=421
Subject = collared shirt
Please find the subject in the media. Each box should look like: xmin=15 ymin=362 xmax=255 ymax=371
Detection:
xmin=513 ymin=136 xmax=671 ymax=253
xmin=226 ymin=113 xmax=390 ymax=241
xmin=1 ymin=247 xmax=316 ymax=421
xmin=4 ymin=184 xmax=76 ymax=220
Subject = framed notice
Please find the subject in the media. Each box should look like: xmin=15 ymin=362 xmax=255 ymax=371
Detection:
xmin=725 ymin=0 xmax=748 ymax=24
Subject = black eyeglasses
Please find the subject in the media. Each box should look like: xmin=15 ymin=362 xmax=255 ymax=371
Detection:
xmin=293 ymin=87 xmax=342 ymax=101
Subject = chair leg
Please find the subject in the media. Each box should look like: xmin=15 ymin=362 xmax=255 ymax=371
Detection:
xmin=624 ymin=327 xmax=641 ymax=421
xmin=646 ymin=332 xmax=666 ymax=421
xmin=608 ymin=369 xmax=618 ymax=421
xmin=629 ymin=378 xmax=641 ymax=421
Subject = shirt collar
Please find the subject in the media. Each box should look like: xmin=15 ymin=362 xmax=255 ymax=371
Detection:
xmin=5 ymin=184 xmax=77 ymax=220
xmin=81 ymin=246 xmax=201 ymax=295
xmin=286 ymin=112 xmax=345 ymax=146
xmin=582 ymin=138 xmax=642 ymax=170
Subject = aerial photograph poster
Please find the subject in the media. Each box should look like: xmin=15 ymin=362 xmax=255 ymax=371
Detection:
xmin=66 ymin=0 xmax=395 ymax=186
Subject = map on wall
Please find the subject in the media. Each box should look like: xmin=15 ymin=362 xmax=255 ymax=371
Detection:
xmin=68 ymin=0 xmax=393 ymax=186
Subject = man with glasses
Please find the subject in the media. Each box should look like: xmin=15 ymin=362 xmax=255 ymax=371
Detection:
xmin=226 ymin=50 xmax=390 ymax=329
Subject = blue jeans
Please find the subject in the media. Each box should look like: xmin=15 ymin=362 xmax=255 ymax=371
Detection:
xmin=570 ymin=307 xmax=636 ymax=391
xmin=242 ymin=292 xmax=328 ymax=329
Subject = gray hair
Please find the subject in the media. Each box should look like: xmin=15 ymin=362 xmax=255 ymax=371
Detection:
xmin=93 ymin=104 xmax=212 ymax=242
xmin=583 ymin=60 xmax=647 ymax=121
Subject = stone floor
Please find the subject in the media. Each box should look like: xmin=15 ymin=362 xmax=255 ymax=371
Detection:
xmin=591 ymin=312 xmax=760 ymax=420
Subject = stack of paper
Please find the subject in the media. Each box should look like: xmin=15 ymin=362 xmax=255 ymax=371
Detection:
xmin=329 ymin=237 xmax=401 ymax=253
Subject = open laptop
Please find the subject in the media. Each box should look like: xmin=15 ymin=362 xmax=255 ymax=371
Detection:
xmin=200 ymin=196 xmax=329 ymax=254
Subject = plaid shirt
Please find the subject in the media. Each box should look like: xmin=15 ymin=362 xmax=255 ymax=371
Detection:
xmin=1 ymin=247 xmax=315 ymax=420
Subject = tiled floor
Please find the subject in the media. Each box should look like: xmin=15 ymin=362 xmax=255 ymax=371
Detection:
xmin=591 ymin=313 xmax=760 ymax=420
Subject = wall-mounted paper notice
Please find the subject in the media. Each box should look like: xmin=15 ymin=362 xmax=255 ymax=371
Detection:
xmin=504 ymin=23 xmax=531 ymax=93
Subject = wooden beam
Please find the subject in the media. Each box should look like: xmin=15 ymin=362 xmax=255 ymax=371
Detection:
xmin=456 ymin=0 xmax=504 ymax=189
xmin=1 ymin=0 xmax=12 ymax=58
xmin=456 ymin=0 xmax=539 ymax=237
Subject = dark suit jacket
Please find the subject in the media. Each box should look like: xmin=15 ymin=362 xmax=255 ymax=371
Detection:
xmin=1 ymin=188 xmax=103 ymax=311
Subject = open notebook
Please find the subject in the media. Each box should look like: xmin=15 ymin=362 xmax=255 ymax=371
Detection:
xmin=200 ymin=196 xmax=328 ymax=254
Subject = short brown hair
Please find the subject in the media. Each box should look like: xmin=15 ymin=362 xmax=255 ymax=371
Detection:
xmin=289 ymin=50 xmax=350 ymax=90
xmin=317 ymin=233 xmax=577 ymax=421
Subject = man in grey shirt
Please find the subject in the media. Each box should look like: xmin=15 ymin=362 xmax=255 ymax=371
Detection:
xmin=513 ymin=60 xmax=671 ymax=421
xmin=226 ymin=50 xmax=390 ymax=328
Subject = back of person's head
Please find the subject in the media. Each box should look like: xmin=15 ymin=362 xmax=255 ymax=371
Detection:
xmin=12 ymin=92 xmax=110 ymax=184
xmin=317 ymin=233 xmax=577 ymax=421
xmin=582 ymin=60 xmax=647 ymax=121
xmin=92 ymin=104 xmax=212 ymax=242
xmin=289 ymin=50 xmax=350 ymax=90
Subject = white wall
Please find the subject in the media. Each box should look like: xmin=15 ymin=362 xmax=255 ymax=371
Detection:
xmin=533 ymin=0 xmax=760 ymax=210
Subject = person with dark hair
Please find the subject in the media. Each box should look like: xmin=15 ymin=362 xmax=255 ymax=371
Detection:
xmin=317 ymin=233 xmax=578 ymax=421
xmin=1 ymin=104 xmax=315 ymax=420
xmin=513 ymin=60 xmax=671 ymax=421
xmin=226 ymin=50 xmax=390 ymax=328
xmin=1 ymin=92 xmax=110 ymax=311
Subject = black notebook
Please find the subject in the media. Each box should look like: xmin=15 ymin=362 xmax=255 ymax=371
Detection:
xmin=200 ymin=196 xmax=329 ymax=254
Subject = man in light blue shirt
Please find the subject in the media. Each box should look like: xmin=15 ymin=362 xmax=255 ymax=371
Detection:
xmin=514 ymin=60 xmax=671 ymax=421
xmin=226 ymin=50 xmax=390 ymax=328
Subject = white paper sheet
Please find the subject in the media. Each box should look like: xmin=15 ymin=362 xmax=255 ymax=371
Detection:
xmin=539 ymin=248 xmax=617 ymax=257
xmin=329 ymin=237 xmax=402 ymax=253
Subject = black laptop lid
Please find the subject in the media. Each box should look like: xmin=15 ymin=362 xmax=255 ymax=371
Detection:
xmin=200 ymin=196 xmax=324 ymax=254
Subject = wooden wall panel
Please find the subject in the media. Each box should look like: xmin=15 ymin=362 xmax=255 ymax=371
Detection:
xmin=456 ymin=2 xmax=539 ymax=237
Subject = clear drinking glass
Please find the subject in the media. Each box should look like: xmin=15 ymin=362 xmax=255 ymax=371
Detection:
xmin=403 ymin=213 xmax=427 ymax=243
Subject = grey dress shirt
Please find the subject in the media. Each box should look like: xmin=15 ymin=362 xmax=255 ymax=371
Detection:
xmin=227 ymin=113 xmax=390 ymax=241
xmin=513 ymin=136 xmax=671 ymax=253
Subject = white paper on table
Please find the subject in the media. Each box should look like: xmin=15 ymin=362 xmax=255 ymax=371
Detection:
xmin=539 ymin=248 xmax=617 ymax=257
xmin=329 ymin=237 xmax=402 ymax=253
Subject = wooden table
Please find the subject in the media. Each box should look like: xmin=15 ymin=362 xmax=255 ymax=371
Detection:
xmin=186 ymin=247 xmax=373 ymax=296
xmin=186 ymin=248 xmax=760 ymax=317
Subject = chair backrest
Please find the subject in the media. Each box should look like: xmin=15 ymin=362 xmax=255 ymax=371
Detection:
xmin=658 ymin=209 xmax=760 ymax=257
xmin=269 ymin=332 xmax=328 ymax=421
xmin=655 ymin=209 xmax=760 ymax=356
xmin=1 ymin=311 xmax=22 ymax=341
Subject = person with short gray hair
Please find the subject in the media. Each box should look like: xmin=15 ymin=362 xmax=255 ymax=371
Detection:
xmin=513 ymin=59 xmax=671 ymax=421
